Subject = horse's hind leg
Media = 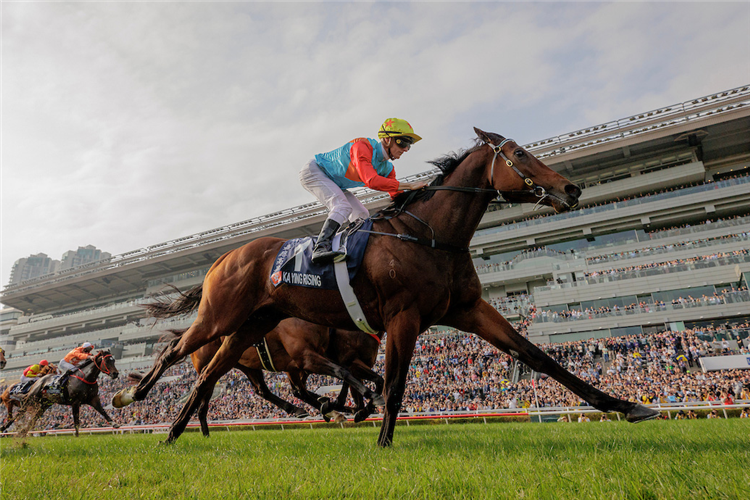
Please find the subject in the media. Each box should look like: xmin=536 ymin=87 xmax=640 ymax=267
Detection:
xmin=448 ymin=301 xmax=659 ymax=422
xmin=18 ymin=404 xmax=48 ymax=438
xmin=165 ymin=321 xmax=278 ymax=444
xmin=115 ymin=307 xmax=255 ymax=407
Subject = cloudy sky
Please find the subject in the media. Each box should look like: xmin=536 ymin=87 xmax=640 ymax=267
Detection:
xmin=2 ymin=1 xmax=749 ymax=285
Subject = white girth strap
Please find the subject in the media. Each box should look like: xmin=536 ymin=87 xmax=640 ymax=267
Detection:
xmin=332 ymin=232 xmax=378 ymax=335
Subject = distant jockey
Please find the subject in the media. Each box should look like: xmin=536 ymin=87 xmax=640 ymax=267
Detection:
xmin=300 ymin=118 xmax=429 ymax=264
xmin=20 ymin=359 xmax=49 ymax=384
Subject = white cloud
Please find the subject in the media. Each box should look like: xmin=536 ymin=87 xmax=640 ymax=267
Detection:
xmin=2 ymin=1 xmax=748 ymax=285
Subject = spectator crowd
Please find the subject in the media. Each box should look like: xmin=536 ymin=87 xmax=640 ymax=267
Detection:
xmin=2 ymin=326 xmax=747 ymax=432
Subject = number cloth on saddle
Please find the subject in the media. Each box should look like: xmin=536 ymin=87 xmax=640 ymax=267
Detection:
xmin=270 ymin=219 xmax=372 ymax=289
xmin=9 ymin=381 xmax=35 ymax=397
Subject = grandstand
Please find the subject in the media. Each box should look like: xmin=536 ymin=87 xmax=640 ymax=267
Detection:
xmin=2 ymin=84 xmax=750 ymax=384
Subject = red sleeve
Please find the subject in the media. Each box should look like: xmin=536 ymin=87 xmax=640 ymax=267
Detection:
xmin=350 ymin=141 xmax=400 ymax=193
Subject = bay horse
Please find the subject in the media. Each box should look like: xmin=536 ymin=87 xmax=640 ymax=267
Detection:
xmin=1 ymin=363 xmax=57 ymax=425
xmin=0 ymin=348 xmax=6 ymax=370
xmin=1 ymin=350 xmax=120 ymax=436
xmin=114 ymin=128 xmax=658 ymax=446
xmin=184 ymin=317 xmax=383 ymax=436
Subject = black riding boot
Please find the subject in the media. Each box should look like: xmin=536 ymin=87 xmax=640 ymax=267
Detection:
xmin=311 ymin=219 xmax=343 ymax=264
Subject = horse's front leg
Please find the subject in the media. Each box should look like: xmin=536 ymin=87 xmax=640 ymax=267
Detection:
xmin=378 ymin=311 xmax=421 ymax=447
xmin=445 ymin=300 xmax=659 ymax=422
xmin=241 ymin=367 xmax=309 ymax=419
xmin=88 ymin=396 xmax=119 ymax=429
xmin=71 ymin=404 xmax=81 ymax=437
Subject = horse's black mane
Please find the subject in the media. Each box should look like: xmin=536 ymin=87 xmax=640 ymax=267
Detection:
xmin=379 ymin=140 xmax=483 ymax=214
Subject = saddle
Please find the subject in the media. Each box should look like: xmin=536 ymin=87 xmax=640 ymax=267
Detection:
xmin=269 ymin=219 xmax=372 ymax=290
xmin=43 ymin=375 xmax=67 ymax=400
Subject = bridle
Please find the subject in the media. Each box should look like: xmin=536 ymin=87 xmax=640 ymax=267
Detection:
xmin=365 ymin=137 xmax=578 ymax=252
xmin=483 ymin=138 xmax=576 ymax=211
xmin=94 ymin=353 xmax=114 ymax=375
xmin=71 ymin=352 xmax=115 ymax=385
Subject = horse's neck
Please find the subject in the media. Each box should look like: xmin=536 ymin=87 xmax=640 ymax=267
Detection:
xmin=78 ymin=359 xmax=100 ymax=381
xmin=405 ymin=154 xmax=495 ymax=247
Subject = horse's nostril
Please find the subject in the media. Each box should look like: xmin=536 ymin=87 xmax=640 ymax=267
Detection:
xmin=565 ymin=184 xmax=582 ymax=199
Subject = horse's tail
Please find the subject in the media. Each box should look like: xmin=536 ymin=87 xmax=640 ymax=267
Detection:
xmin=142 ymin=284 xmax=203 ymax=319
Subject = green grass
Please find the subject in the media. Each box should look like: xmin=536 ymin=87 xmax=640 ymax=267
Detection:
xmin=1 ymin=420 xmax=748 ymax=499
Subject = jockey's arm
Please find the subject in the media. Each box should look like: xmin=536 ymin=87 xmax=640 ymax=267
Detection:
xmin=351 ymin=141 xmax=400 ymax=194
xmin=350 ymin=141 xmax=428 ymax=197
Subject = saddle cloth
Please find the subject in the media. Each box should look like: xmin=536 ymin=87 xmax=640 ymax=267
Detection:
xmin=270 ymin=219 xmax=372 ymax=290
xmin=9 ymin=381 xmax=34 ymax=399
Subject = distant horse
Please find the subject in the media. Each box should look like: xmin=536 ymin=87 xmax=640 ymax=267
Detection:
xmin=1 ymin=363 xmax=58 ymax=424
xmin=183 ymin=318 xmax=383 ymax=435
xmin=1 ymin=351 xmax=120 ymax=436
xmin=0 ymin=348 xmax=6 ymax=370
xmin=114 ymin=128 xmax=658 ymax=446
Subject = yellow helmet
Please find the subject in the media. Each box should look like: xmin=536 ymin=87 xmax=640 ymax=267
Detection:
xmin=378 ymin=118 xmax=422 ymax=144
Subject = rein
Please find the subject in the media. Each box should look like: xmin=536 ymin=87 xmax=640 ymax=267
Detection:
xmin=70 ymin=354 xmax=113 ymax=385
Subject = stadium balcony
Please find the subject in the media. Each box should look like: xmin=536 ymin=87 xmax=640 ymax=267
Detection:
xmin=471 ymin=174 xmax=750 ymax=256
xmin=535 ymin=252 xmax=750 ymax=306
xmin=528 ymin=290 xmax=750 ymax=342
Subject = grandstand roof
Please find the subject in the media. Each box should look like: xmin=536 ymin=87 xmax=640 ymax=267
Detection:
xmin=3 ymin=85 xmax=749 ymax=314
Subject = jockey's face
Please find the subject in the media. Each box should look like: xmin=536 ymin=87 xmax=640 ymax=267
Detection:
xmin=384 ymin=137 xmax=411 ymax=161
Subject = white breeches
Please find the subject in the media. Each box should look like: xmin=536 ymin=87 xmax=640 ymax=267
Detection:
xmin=59 ymin=359 xmax=75 ymax=372
xmin=299 ymin=159 xmax=369 ymax=225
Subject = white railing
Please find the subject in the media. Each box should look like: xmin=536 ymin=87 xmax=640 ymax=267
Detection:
xmin=2 ymin=401 xmax=746 ymax=437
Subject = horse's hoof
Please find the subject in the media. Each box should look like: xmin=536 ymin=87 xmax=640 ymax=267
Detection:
xmin=295 ymin=412 xmax=310 ymax=419
xmin=372 ymin=395 xmax=386 ymax=407
xmin=111 ymin=423 xmax=120 ymax=429
xmin=111 ymin=388 xmax=135 ymax=408
xmin=354 ymin=410 xmax=369 ymax=423
xmin=626 ymin=404 xmax=660 ymax=423
xmin=320 ymin=400 xmax=332 ymax=416
xmin=332 ymin=412 xmax=347 ymax=424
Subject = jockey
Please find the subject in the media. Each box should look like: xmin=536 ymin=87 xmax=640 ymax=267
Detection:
xmin=53 ymin=342 xmax=95 ymax=389
xmin=59 ymin=342 xmax=95 ymax=375
xmin=300 ymin=118 xmax=429 ymax=264
xmin=20 ymin=359 xmax=49 ymax=384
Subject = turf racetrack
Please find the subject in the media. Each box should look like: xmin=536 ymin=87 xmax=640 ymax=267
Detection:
xmin=1 ymin=419 xmax=748 ymax=499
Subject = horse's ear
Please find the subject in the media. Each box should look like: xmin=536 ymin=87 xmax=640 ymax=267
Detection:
xmin=474 ymin=127 xmax=502 ymax=145
xmin=474 ymin=127 xmax=490 ymax=143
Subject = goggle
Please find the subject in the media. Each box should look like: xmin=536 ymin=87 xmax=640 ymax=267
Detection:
xmin=394 ymin=136 xmax=414 ymax=149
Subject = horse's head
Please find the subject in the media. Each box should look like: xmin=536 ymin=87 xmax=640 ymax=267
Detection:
xmin=42 ymin=363 xmax=57 ymax=375
xmin=95 ymin=350 xmax=119 ymax=380
xmin=474 ymin=128 xmax=581 ymax=213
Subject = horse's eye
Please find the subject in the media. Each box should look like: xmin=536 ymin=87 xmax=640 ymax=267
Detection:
xmin=514 ymin=149 xmax=526 ymax=159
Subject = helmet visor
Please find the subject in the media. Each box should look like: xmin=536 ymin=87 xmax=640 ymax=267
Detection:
xmin=394 ymin=136 xmax=414 ymax=149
